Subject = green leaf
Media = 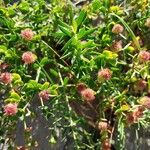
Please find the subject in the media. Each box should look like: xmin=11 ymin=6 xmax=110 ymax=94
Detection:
xmin=9 ymin=91 xmax=20 ymax=101
xmin=92 ymin=0 xmax=102 ymax=11
xmin=50 ymin=69 xmax=58 ymax=77
xmin=57 ymin=19 xmax=71 ymax=29
xmin=40 ymin=57 xmax=49 ymax=66
xmin=76 ymin=10 xmax=87 ymax=28
xmin=77 ymin=27 xmax=97 ymax=39
xmin=81 ymin=40 xmax=97 ymax=49
xmin=25 ymin=80 xmax=42 ymax=91
xmin=5 ymin=98 xmax=20 ymax=103
xmin=49 ymin=135 xmax=56 ymax=144
xmin=58 ymin=25 xmax=72 ymax=37
xmin=148 ymin=76 xmax=150 ymax=90
xmin=63 ymin=77 xmax=69 ymax=85
xmin=18 ymin=1 xmax=30 ymax=13
xmin=72 ymin=19 xmax=77 ymax=33
xmin=111 ymin=13 xmax=141 ymax=50
xmin=12 ymin=73 xmax=22 ymax=81
xmin=0 ymin=45 xmax=7 ymax=53
xmin=140 ymin=66 xmax=149 ymax=79
xmin=102 ymin=50 xmax=118 ymax=60
xmin=41 ymin=82 xmax=50 ymax=90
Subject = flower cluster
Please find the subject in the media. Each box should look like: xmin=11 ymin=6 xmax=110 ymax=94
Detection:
xmin=39 ymin=90 xmax=50 ymax=101
xmin=134 ymin=79 xmax=147 ymax=92
xmin=98 ymin=121 xmax=108 ymax=132
xmin=138 ymin=51 xmax=150 ymax=63
xmin=80 ymin=88 xmax=95 ymax=102
xmin=4 ymin=103 xmax=18 ymax=116
xmin=21 ymin=29 xmax=34 ymax=41
xmin=22 ymin=51 xmax=37 ymax=64
xmin=0 ymin=72 xmax=12 ymax=84
xmin=112 ymin=24 xmax=124 ymax=34
xmin=126 ymin=106 xmax=145 ymax=125
xmin=98 ymin=68 xmax=112 ymax=82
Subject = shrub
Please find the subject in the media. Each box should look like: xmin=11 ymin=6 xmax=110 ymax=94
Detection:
xmin=0 ymin=0 xmax=150 ymax=149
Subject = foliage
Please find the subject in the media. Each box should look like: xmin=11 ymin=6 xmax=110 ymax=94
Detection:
xmin=0 ymin=0 xmax=150 ymax=149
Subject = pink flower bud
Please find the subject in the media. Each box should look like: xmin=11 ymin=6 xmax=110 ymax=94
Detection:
xmin=21 ymin=29 xmax=34 ymax=41
xmin=112 ymin=24 xmax=124 ymax=34
xmin=139 ymin=96 xmax=150 ymax=109
xmin=98 ymin=121 xmax=108 ymax=131
xmin=145 ymin=18 xmax=150 ymax=27
xmin=22 ymin=52 xmax=37 ymax=64
xmin=138 ymin=51 xmax=150 ymax=63
xmin=4 ymin=103 xmax=18 ymax=116
xmin=81 ymin=88 xmax=95 ymax=102
xmin=111 ymin=40 xmax=122 ymax=52
xmin=126 ymin=106 xmax=145 ymax=124
xmin=134 ymin=79 xmax=147 ymax=91
xmin=98 ymin=68 xmax=112 ymax=81
xmin=126 ymin=113 xmax=135 ymax=125
xmin=0 ymin=72 xmax=12 ymax=84
xmin=76 ymin=83 xmax=87 ymax=93
xmin=39 ymin=90 xmax=50 ymax=101
xmin=133 ymin=106 xmax=145 ymax=121
xmin=102 ymin=139 xmax=111 ymax=150
xmin=0 ymin=63 xmax=9 ymax=70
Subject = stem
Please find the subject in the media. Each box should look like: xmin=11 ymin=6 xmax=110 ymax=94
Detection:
xmin=40 ymin=98 xmax=44 ymax=107
xmin=58 ymin=70 xmax=79 ymax=149
xmin=36 ymin=61 xmax=54 ymax=83
xmin=41 ymin=40 xmax=69 ymax=66
xmin=35 ymin=66 xmax=41 ymax=82
xmin=111 ymin=13 xmax=141 ymax=51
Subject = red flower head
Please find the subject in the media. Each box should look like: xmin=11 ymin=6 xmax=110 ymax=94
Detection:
xmin=126 ymin=113 xmax=135 ymax=125
xmin=126 ymin=106 xmax=145 ymax=124
xmin=98 ymin=121 xmax=108 ymax=131
xmin=4 ymin=103 xmax=18 ymax=116
xmin=22 ymin=51 xmax=37 ymax=64
xmin=81 ymin=88 xmax=95 ymax=102
xmin=134 ymin=79 xmax=147 ymax=91
xmin=98 ymin=68 xmax=112 ymax=82
xmin=138 ymin=51 xmax=150 ymax=63
xmin=133 ymin=106 xmax=145 ymax=121
xmin=112 ymin=24 xmax=124 ymax=34
xmin=111 ymin=40 xmax=122 ymax=52
xmin=102 ymin=139 xmax=111 ymax=150
xmin=0 ymin=72 xmax=12 ymax=84
xmin=0 ymin=63 xmax=9 ymax=70
xmin=139 ymin=96 xmax=150 ymax=109
xmin=39 ymin=90 xmax=50 ymax=101
xmin=21 ymin=29 xmax=34 ymax=41
xmin=76 ymin=83 xmax=87 ymax=93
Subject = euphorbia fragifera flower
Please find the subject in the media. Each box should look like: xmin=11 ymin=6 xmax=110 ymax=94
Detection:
xmin=0 ymin=72 xmax=12 ymax=84
xmin=98 ymin=121 xmax=108 ymax=131
xmin=21 ymin=29 xmax=34 ymax=41
xmin=112 ymin=24 xmax=124 ymax=34
xmin=39 ymin=90 xmax=50 ymax=101
xmin=22 ymin=52 xmax=37 ymax=64
xmin=98 ymin=68 xmax=112 ymax=82
xmin=138 ymin=51 xmax=150 ymax=63
xmin=81 ymin=88 xmax=95 ymax=102
xmin=134 ymin=79 xmax=147 ymax=92
xmin=76 ymin=83 xmax=87 ymax=93
xmin=139 ymin=96 xmax=150 ymax=109
xmin=111 ymin=40 xmax=122 ymax=52
xmin=102 ymin=139 xmax=111 ymax=150
xmin=4 ymin=103 xmax=18 ymax=116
